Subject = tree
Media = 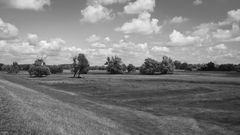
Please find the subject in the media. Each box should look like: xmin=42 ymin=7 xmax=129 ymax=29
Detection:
xmin=140 ymin=58 xmax=159 ymax=75
xmin=206 ymin=62 xmax=215 ymax=71
xmin=174 ymin=60 xmax=182 ymax=69
xmin=72 ymin=53 xmax=90 ymax=78
xmin=48 ymin=65 xmax=63 ymax=74
xmin=127 ymin=64 xmax=136 ymax=73
xmin=160 ymin=56 xmax=175 ymax=74
xmin=0 ymin=63 xmax=4 ymax=71
xmin=105 ymin=56 xmax=124 ymax=74
xmin=28 ymin=58 xmax=51 ymax=77
xmin=122 ymin=64 xmax=127 ymax=72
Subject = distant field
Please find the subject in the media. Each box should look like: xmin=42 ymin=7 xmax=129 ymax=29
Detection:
xmin=1 ymin=71 xmax=240 ymax=135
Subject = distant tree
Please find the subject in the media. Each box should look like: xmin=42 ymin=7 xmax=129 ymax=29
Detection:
xmin=105 ymin=56 xmax=124 ymax=74
xmin=48 ymin=65 xmax=63 ymax=74
xmin=127 ymin=64 xmax=136 ymax=73
xmin=180 ymin=62 xmax=188 ymax=70
xmin=4 ymin=62 xmax=20 ymax=74
xmin=72 ymin=53 xmax=90 ymax=78
xmin=122 ymin=64 xmax=127 ymax=72
xmin=174 ymin=60 xmax=182 ymax=69
xmin=140 ymin=58 xmax=159 ymax=75
xmin=28 ymin=58 xmax=51 ymax=77
xmin=159 ymin=56 xmax=175 ymax=74
xmin=218 ymin=64 xmax=235 ymax=71
xmin=0 ymin=63 xmax=4 ymax=71
xmin=19 ymin=64 xmax=31 ymax=71
xmin=236 ymin=64 xmax=240 ymax=72
xmin=206 ymin=62 xmax=215 ymax=71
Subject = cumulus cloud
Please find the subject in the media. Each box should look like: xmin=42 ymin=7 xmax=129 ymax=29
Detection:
xmin=81 ymin=4 xmax=112 ymax=23
xmin=193 ymin=0 xmax=203 ymax=6
xmin=86 ymin=34 xmax=101 ymax=42
xmin=104 ymin=37 xmax=111 ymax=42
xmin=124 ymin=0 xmax=155 ymax=14
xmin=169 ymin=30 xmax=200 ymax=46
xmin=0 ymin=18 xmax=19 ymax=40
xmin=90 ymin=0 xmax=130 ymax=5
xmin=115 ymin=12 xmax=161 ymax=35
xmin=0 ymin=0 xmax=51 ymax=11
xmin=91 ymin=42 xmax=106 ymax=48
xmin=27 ymin=33 xmax=39 ymax=45
xmin=151 ymin=46 xmax=170 ymax=52
xmin=170 ymin=16 xmax=189 ymax=24
xmin=228 ymin=9 xmax=240 ymax=22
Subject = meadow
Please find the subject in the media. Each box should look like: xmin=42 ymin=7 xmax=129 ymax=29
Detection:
xmin=1 ymin=70 xmax=240 ymax=135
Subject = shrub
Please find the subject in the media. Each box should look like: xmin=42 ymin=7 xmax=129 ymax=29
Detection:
xmin=28 ymin=58 xmax=51 ymax=77
xmin=127 ymin=64 xmax=136 ymax=73
xmin=48 ymin=65 xmax=63 ymax=74
xmin=29 ymin=66 xmax=51 ymax=77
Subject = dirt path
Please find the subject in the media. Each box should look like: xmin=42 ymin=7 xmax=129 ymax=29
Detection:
xmin=0 ymin=75 xmax=237 ymax=135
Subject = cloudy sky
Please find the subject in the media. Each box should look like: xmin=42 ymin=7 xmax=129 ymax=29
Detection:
xmin=0 ymin=0 xmax=240 ymax=65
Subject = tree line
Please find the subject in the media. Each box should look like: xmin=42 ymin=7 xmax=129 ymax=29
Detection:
xmin=0 ymin=53 xmax=240 ymax=77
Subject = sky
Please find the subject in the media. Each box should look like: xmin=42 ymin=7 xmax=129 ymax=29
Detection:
xmin=0 ymin=0 xmax=240 ymax=66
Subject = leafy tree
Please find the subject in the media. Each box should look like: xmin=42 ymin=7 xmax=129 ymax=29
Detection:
xmin=140 ymin=58 xmax=159 ymax=75
xmin=180 ymin=62 xmax=188 ymax=70
xmin=0 ymin=63 xmax=4 ymax=71
xmin=122 ymin=64 xmax=127 ymax=72
xmin=206 ymin=62 xmax=215 ymax=71
xmin=28 ymin=58 xmax=51 ymax=77
xmin=105 ymin=56 xmax=124 ymax=74
xmin=127 ymin=64 xmax=136 ymax=73
xmin=174 ymin=60 xmax=182 ymax=69
xmin=72 ymin=53 xmax=90 ymax=78
xmin=160 ymin=56 xmax=175 ymax=74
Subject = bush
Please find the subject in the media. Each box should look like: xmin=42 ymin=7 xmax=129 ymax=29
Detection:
xmin=28 ymin=65 xmax=51 ymax=77
xmin=127 ymin=64 xmax=136 ymax=73
xmin=48 ymin=65 xmax=63 ymax=74
xmin=28 ymin=58 xmax=50 ymax=77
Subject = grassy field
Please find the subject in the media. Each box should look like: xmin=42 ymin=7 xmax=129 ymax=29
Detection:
xmin=1 ymin=71 xmax=240 ymax=135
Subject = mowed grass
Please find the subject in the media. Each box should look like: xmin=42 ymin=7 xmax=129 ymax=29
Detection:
xmin=1 ymin=70 xmax=240 ymax=135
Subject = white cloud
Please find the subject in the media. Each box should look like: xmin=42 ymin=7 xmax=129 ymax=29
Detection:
xmin=27 ymin=33 xmax=39 ymax=45
xmin=91 ymin=0 xmax=130 ymax=5
xmin=115 ymin=12 xmax=161 ymax=35
xmin=170 ymin=16 xmax=189 ymax=24
xmin=0 ymin=18 xmax=19 ymax=40
xmin=86 ymin=34 xmax=101 ymax=42
xmin=104 ymin=37 xmax=111 ymax=42
xmin=208 ymin=44 xmax=227 ymax=52
xmin=169 ymin=30 xmax=199 ymax=46
xmin=228 ymin=9 xmax=240 ymax=22
xmin=0 ymin=0 xmax=51 ymax=11
xmin=91 ymin=42 xmax=106 ymax=48
xmin=193 ymin=0 xmax=203 ymax=6
xmin=81 ymin=4 xmax=112 ymax=23
xmin=151 ymin=46 xmax=170 ymax=52
xmin=124 ymin=0 xmax=155 ymax=14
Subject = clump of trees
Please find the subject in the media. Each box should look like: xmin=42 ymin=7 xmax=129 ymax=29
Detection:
xmin=127 ymin=64 xmax=136 ymax=73
xmin=105 ymin=56 xmax=125 ymax=74
xmin=72 ymin=53 xmax=90 ymax=78
xmin=28 ymin=58 xmax=51 ymax=77
xmin=140 ymin=56 xmax=175 ymax=75
xmin=0 ymin=63 xmax=4 ymax=71
xmin=48 ymin=65 xmax=63 ymax=74
xmin=1 ymin=62 xmax=20 ymax=74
